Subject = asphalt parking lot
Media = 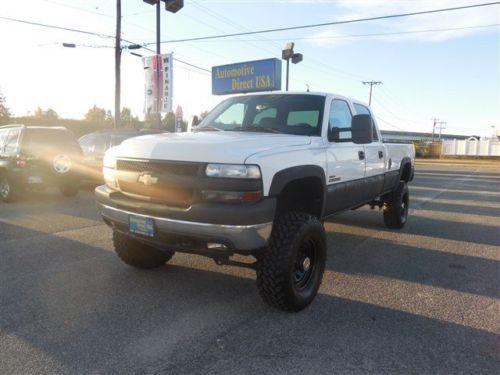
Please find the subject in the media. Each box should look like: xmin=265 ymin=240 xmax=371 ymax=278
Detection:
xmin=1 ymin=160 xmax=499 ymax=374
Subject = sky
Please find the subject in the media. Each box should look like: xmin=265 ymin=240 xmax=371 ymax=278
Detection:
xmin=0 ymin=0 xmax=498 ymax=137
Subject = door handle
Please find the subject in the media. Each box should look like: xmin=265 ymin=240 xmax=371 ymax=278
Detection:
xmin=378 ymin=151 xmax=384 ymax=158
xmin=358 ymin=151 xmax=365 ymax=160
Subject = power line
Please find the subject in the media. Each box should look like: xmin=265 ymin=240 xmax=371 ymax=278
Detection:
xmin=0 ymin=15 xmax=114 ymax=39
xmin=142 ymin=2 xmax=500 ymax=45
xmin=181 ymin=23 xmax=499 ymax=43
xmin=0 ymin=15 xmax=210 ymax=73
xmin=376 ymin=117 xmax=404 ymax=131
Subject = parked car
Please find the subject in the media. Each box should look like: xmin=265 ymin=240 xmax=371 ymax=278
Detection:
xmin=0 ymin=125 xmax=83 ymax=202
xmin=79 ymin=128 xmax=163 ymax=181
xmin=95 ymin=92 xmax=415 ymax=311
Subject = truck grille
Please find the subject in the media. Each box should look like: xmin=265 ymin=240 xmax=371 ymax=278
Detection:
xmin=116 ymin=159 xmax=201 ymax=207
xmin=116 ymin=159 xmax=199 ymax=176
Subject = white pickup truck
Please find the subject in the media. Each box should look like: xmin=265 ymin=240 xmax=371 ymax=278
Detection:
xmin=96 ymin=92 xmax=415 ymax=311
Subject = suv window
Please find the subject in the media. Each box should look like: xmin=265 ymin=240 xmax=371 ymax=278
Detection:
xmin=329 ymin=99 xmax=352 ymax=142
xmin=79 ymin=134 xmax=108 ymax=156
xmin=353 ymin=103 xmax=379 ymax=141
xmin=22 ymin=129 xmax=80 ymax=156
xmin=4 ymin=129 xmax=21 ymax=154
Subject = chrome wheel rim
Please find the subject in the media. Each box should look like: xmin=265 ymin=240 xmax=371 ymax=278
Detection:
xmin=0 ymin=178 xmax=10 ymax=198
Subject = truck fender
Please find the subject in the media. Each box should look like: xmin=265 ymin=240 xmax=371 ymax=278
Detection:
xmin=268 ymin=165 xmax=327 ymax=217
xmin=399 ymin=157 xmax=413 ymax=182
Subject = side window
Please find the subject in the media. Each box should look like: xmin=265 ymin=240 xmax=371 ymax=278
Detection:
xmin=4 ymin=129 xmax=20 ymax=154
xmin=213 ymin=103 xmax=245 ymax=129
xmin=353 ymin=103 xmax=378 ymax=141
xmin=329 ymin=99 xmax=353 ymax=142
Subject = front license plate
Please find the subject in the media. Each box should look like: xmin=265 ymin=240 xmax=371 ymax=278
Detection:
xmin=129 ymin=215 xmax=155 ymax=237
xmin=27 ymin=176 xmax=43 ymax=184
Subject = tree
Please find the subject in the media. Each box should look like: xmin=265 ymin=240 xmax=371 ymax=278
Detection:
xmin=105 ymin=110 xmax=114 ymax=126
xmin=0 ymin=89 xmax=11 ymax=125
xmin=121 ymin=107 xmax=139 ymax=128
xmin=34 ymin=107 xmax=59 ymax=121
xmin=162 ymin=112 xmax=175 ymax=132
xmin=85 ymin=105 xmax=107 ymax=123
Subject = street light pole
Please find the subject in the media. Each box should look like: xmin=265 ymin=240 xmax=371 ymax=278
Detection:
xmin=114 ymin=0 xmax=121 ymax=129
xmin=282 ymin=42 xmax=303 ymax=92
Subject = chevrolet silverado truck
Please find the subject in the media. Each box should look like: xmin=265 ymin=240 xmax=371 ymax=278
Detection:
xmin=95 ymin=92 xmax=415 ymax=311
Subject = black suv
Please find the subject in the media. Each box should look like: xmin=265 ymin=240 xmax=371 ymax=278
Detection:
xmin=0 ymin=125 xmax=83 ymax=202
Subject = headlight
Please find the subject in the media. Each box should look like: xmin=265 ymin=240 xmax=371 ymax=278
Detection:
xmin=103 ymin=167 xmax=118 ymax=189
xmin=205 ymin=164 xmax=261 ymax=179
xmin=103 ymin=151 xmax=117 ymax=169
xmin=102 ymin=150 xmax=118 ymax=189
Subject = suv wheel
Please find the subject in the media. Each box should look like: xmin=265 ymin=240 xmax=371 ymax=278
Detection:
xmin=257 ymin=212 xmax=326 ymax=312
xmin=383 ymin=181 xmax=409 ymax=229
xmin=113 ymin=230 xmax=175 ymax=269
xmin=0 ymin=175 xmax=19 ymax=203
xmin=59 ymin=182 xmax=79 ymax=197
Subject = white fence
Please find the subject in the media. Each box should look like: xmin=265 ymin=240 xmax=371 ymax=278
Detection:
xmin=442 ymin=138 xmax=500 ymax=157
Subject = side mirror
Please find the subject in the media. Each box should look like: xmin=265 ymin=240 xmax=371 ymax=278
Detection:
xmin=351 ymin=114 xmax=373 ymax=144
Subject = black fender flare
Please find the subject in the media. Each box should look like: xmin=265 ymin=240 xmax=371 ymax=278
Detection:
xmin=399 ymin=157 xmax=413 ymax=182
xmin=268 ymin=165 xmax=327 ymax=216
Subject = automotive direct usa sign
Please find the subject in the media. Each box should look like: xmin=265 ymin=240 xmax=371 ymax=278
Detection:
xmin=212 ymin=58 xmax=282 ymax=95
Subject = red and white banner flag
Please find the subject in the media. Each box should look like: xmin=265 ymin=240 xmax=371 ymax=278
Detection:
xmin=143 ymin=53 xmax=173 ymax=114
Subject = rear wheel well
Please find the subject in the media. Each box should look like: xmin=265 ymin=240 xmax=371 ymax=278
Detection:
xmin=275 ymin=177 xmax=324 ymax=218
xmin=400 ymin=163 xmax=412 ymax=182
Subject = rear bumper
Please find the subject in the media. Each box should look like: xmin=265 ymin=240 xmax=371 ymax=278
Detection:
xmin=95 ymin=185 xmax=276 ymax=253
xmin=9 ymin=167 xmax=79 ymax=188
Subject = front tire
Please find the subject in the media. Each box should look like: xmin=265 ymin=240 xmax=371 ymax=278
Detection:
xmin=113 ymin=230 xmax=175 ymax=269
xmin=383 ymin=181 xmax=409 ymax=229
xmin=257 ymin=212 xmax=326 ymax=312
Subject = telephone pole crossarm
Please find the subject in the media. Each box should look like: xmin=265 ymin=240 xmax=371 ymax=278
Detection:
xmin=362 ymin=81 xmax=383 ymax=106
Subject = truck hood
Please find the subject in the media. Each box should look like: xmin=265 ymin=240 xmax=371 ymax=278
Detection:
xmin=115 ymin=132 xmax=312 ymax=163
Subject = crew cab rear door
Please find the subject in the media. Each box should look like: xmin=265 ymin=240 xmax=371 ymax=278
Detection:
xmin=325 ymin=98 xmax=366 ymax=214
xmin=353 ymin=103 xmax=386 ymax=198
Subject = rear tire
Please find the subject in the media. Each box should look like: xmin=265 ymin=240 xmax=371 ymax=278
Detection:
xmin=383 ymin=181 xmax=409 ymax=229
xmin=257 ymin=212 xmax=326 ymax=312
xmin=0 ymin=174 xmax=20 ymax=203
xmin=113 ymin=230 xmax=174 ymax=269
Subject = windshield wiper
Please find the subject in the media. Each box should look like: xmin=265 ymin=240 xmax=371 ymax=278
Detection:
xmin=240 ymin=126 xmax=282 ymax=134
xmin=195 ymin=125 xmax=223 ymax=132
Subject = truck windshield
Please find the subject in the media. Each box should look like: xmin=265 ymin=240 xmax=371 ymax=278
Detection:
xmin=197 ymin=94 xmax=325 ymax=136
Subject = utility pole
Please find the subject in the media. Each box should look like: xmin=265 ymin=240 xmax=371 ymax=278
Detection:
xmin=114 ymin=0 xmax=121 ymax=128
xmin=431 ymin=118 xmax=446 ymax=142
xmin=437 ymin=121 xmax=446 ymax=140
xmin=431 ymin=118 xmax=439 ymax=142
xmin=362 ymin=81 xmax=382 ymax=106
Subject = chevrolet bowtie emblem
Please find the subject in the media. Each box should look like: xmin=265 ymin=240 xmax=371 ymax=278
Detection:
xmin=137 ymin=173 xmax=159 ymax=186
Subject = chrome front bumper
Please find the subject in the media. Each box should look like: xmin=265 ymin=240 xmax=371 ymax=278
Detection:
xmin=97 ymin=203 xmax=273 ymax=252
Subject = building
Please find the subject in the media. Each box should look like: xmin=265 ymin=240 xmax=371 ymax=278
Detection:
xmin=380 ymin=130 xmax=472 ymax=144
